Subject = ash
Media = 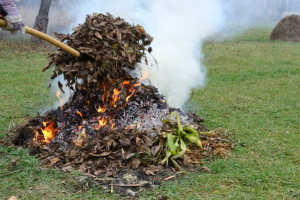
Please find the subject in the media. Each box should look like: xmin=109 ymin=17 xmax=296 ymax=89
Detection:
xmin=115 ymin=103 xmax=193 ymax=138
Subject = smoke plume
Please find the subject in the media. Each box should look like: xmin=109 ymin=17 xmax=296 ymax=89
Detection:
xmin=65 ymin=0 xmax=225 ymax=108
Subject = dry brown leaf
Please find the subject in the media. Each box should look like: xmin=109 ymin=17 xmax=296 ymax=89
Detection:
xmin=105 ymin=172 xmax=113 ymax=178
xmin=145 ymin=170 xmax=155 ymax=176
xmin=149 ymin=165 xmax=163 ymax=172
xmin=142 ymin=136 xmax=154 ymax=146
xmin=125 ymin=153 xmax=135 ymax=160
xmin=94 ymin=169 xmax=104 ymax=175
xmin=54 ymin=32 xmax=61 ymax=40
xmin=183 ymin=154 xmax=190 ymax=166
xmin=75 ymin=157 xmax=84 ymax=164
xmin=89 ymin=151 xmax=111 ymax=157
xmin=200 ymin=166 xmax=212 ymax=174
xmin=132 ymin=158 xmax=140 ymax=168
xmin=58 ymin=81 xmax=65 ymax=93
xmin=151 ymin=145 xmax=162 ymax=156
xmin=61 ymin=166 xmax=73 ymax=172
xmin=119 ymin=138 xmax=130 ymax=146
xmin=107 ymin=138 xmax=116 ymax=147
xmin=69 ymin=147 xmax=81 ymax=157
xmin=50 ymin=158 xmax=60 ymax=164
xmin=136 ymin=137 xmax=142 ymax=146
xmin=94 ymin=32 xmax=102 ymax=39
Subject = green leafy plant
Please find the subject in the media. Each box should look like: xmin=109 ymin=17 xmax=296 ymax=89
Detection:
xmin=159 ymin=112 xmax=203 ymax=170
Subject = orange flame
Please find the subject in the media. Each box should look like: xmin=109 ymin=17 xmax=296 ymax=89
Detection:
xmin=98 ymin=117 xmax=108 ymax=127
xmin=112 ymin=88 xmax=120 ymax=107
xmin=126 ymin=90 xmax=135 ymax=102
xmin=97 ymin=106 xmax=106 ymax=113
xmin=76 ymin=111 xmax=84 ymax=121
xmin=126 ymin=124 xmax=135 ymax=129
xmin=33 ymin=130 xmax=39 ymax=141
xmin=41 ymin=122 xmax=57 ymax=143
xmin=56 ymin=91 xmax=64 ymax=110
xmin=134 ymin=71 xmax=149 ymax=86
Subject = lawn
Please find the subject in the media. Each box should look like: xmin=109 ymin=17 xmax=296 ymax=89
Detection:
xmin=1 ymin=26 xmax=300 ymax=199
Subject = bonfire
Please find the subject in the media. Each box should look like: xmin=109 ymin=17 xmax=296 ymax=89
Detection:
xmin=8 ymin=13 xmax=234 ymax=195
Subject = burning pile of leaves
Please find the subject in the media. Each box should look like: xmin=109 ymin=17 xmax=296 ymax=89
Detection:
xmin=7 ymin=13 xmax=234 ymax=195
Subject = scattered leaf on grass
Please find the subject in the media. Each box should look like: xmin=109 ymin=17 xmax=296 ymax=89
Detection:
xmin=200 ymin=166 xmax=212 ymax=174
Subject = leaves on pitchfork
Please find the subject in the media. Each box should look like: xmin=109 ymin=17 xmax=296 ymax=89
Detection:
xmin=45 ymin=13 xmax=156 ymax=93
xmin=58 ymin=81 xmax=64 ymax=93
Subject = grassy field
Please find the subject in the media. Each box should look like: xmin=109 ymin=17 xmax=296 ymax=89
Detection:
xmin=1 ymin=26 xmax=300 ymax=199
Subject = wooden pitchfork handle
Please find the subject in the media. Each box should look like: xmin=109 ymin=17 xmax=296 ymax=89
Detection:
xmin=0 ymin=18 xmax=80 ymax=58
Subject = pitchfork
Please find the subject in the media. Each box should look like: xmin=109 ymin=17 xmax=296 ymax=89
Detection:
xmin=0 ymin=18 xmax=80 ymax=58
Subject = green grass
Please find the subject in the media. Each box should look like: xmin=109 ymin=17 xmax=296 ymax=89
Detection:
xmin=0 ymin=41 xmax=55 ymax=134
xmin=1 ymin=26 xmax=300 ymax=199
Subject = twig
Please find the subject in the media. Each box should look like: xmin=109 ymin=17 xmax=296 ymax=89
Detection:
xmin=113 ymin=184 xmax=142 ymax=187
xmin=94 ymin=178 xmax=113 ymax=181
xmin=164 ymin=175 xmax=176 ymax=181
xmin=83 ymin=173 xmax=96 ymax=178
xmin=175 ymin=171 xmax=185 ymax=175
xmin=211 ymin=138 xmax=230 ymax=142
xmin=0 ymin=169 xmax=22 ymax=177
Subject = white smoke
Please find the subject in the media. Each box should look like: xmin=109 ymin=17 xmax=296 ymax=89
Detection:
xmin=63 ymin=0 xmax=226 ymax=108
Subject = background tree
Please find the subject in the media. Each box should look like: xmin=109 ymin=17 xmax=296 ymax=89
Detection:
xmin=30 ymin=0 xmax=52 ymax=43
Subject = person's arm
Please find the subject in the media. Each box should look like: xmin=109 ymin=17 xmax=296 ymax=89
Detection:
xmin=0 ymin=0 xmax=25 ymax=34
xmin=0 ymin=3 xmax=8 ymax=17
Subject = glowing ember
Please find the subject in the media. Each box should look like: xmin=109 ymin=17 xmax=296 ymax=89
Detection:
xmin=126 ymin=124 xmax=135 ymax=129
xmin=126 ymin=123 xmax=141 ymax=130
xmin=137 ymin=123 xmax=141 ymax=129
xmin=41 ymin=122 xmax=57 ymax=143
xmin=56 ymin=91 xmax=64 ymax=110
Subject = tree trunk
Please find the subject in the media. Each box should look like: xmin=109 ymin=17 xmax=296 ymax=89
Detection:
xmin=31 ymin=0 xmax=52 ymax=43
